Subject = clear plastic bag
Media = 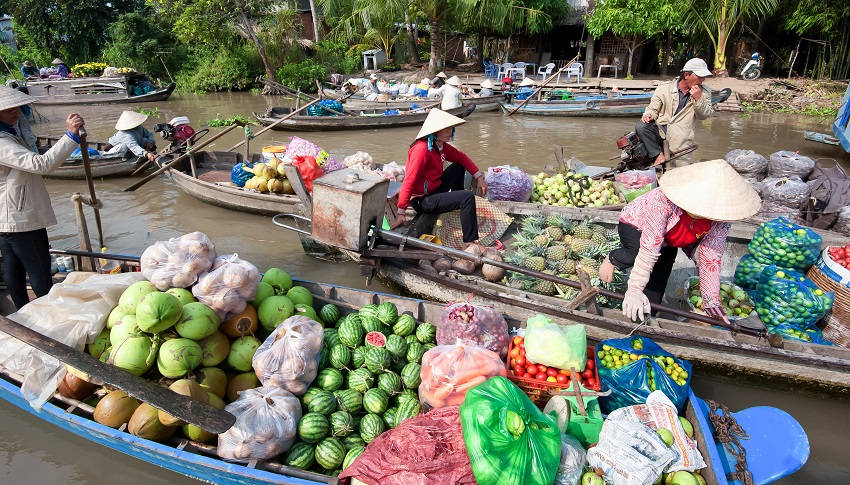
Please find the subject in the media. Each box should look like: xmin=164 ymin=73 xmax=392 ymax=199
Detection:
xmin=586 ymin=420 xmax=676 ymax=485
xmin=437 ymin=302 xmax=510 ymax=358
xmin=761 ymin=176 xmax=811 ymax=210
xmin=252 ymin=315 xmax=324 ymax=396
xmin=524 ymin=315 xmax=586 ymax=372
xmin=283 ymin=135 xmax=338 ymax=169
xmin=768 ymin=150 xmax=815 ymax=179
xmin=747 ymin=217 xmax=822 ymax=271
xmin=485 ymin=165 xmax=535 ymax=202
xmin=140 ymin=232 xmax=217 ymax=290
xmin=217 ymin=386 xmax=302 ymax=462
xmin=835 ymin=206 xmax=850 ymax=236
xmin=614 ymin=169 xmax=657 ymax=202
xmin=192 ymin=254 xmax=260 ymax=321
xmin=724 ymin=149 xmax=768 ymax=174
xmin=419 ymin=339 xmax=507 ymax=409
xmin=734 ymin=254 xmax=770 ymax=290
xmin=553 ymin=434 xmax=586 ymax=485
xmin=754 ymin=265 xmax=834 ymax=343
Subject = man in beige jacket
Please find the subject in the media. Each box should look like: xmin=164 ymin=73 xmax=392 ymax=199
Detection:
xmin=0 ymin=86 xmax=84 ymax=309
xmin=636 ymin=58 xmax=714 ymax=168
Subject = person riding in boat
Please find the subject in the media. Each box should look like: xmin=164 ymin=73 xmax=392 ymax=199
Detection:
xmin=599 ymin=160 xmax=761 ymax=323
xmin=441 ymin=76 xmax=464 ymax=110
xmin=477 ymin=79 xmax=495 ymax=97
xmin=360 ymin=74 xmax=381 ymax=100
xmin=51 ymin=58 xmax=70 ymax=78
xmin=432 ymin=72 xmax=447 ymax=89
xmin=0 ymin=86 xmax=85 ymax=309
xmin=636 ymin=58 xmax=714 ymax=168
xmin=106 ymin=110 xmax=157 ymax=162
xmin=20 ymin=61 xmax=39 ymax=79
xmin=512 ymin=77 xmax=537 ymax=100
xmin=390 ymin=109 xmax=488 ymax=244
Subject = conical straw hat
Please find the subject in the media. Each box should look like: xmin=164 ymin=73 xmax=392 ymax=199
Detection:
xmin=519 ymin=77 xmax=536 ymax=87
xmin=446 ymin=76 xmax=462 ymax=87
xmin=0 ymin=86 xmax=34 ymax=111
xmin=415 ymin=108 xmax=467 ymax=139
xmin=658 ymin=159 xmax=761 ymax=221
xmin=480 ymin=79 xmax=495 ymax=89
xmin=435 ymin=72 xmax=448 ymax=79
xmin=52 ymin=58 xmax=65 ymax=65
xmin=115 ymin=110 xmax=149 ymax=130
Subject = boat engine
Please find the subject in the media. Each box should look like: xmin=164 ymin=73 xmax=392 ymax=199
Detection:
xmin=153 ymin=117 xmax=196 ymax=146
xmin=615 ymin=131 xmax=652 ymax=168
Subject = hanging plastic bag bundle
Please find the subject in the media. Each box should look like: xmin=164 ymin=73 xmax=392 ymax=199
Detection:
xmin=523 ymin=314 xmax=586 ymax=371
xmin=437 ymin=302 xmax=510 ymax=358
xmin=754 ymin=265 xmax=833 ymax=343
xmin=747 ymin=217 xmax=822 ymax=271
xmin=459 ymin=376 xmax=562 ymax=485
xmin=419 ymin=339 xmax=507 ymax=409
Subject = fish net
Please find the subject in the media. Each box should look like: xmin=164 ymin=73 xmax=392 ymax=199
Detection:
xmin=436 ymin=197 xmax=513 ymax=249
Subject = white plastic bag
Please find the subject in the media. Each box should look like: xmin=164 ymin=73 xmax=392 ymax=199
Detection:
xmin=192 ymin=254 xmax=260 ymax=321
xmin=524 ymin=314 xmax=586 ymax=372
xmin=768 ymin=150 xmax=815 ymax=178
xmin=587 ymin=420 xmax=676 ymax=485
xmin=217 ymin=386 xmax=302 ymax=462
xmin=724 ymin=149 xmax=768 ymax=175
xmin=554 ymin=433 xmax=587 ymax=485
xmin=252 ymin=315 xmax=324 ymax=396
xmin=140 ymin=231 xmax=216 ymax=290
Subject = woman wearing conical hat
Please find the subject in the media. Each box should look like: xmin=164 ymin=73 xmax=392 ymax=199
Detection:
xmin=106 ymin=110 xmax=157 ymax=161
xmin=390 ymin=109 xmax=487 ymax=243
xmin=598 ymin=160 xmax=761 ymax=323
xmin=51 ymin=58 xmax=70 ymax=78
xmin=440 ymin=76 xmax=464 ymax=110
xmin=477 ymin=79 xmax=495 ymax=97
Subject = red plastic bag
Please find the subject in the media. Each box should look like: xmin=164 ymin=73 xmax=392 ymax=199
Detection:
xmin=290 ymin=155 xmax=322 ymax=192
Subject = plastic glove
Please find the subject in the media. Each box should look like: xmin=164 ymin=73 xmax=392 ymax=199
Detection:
xmin=622 ymin=288 xmax=651 ymax=321
xmin=621 ymin=249 xmax=660 ymax=321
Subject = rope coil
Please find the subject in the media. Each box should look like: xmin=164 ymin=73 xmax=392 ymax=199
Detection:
xmin=707 ymin=399 xmax=754 ymax=485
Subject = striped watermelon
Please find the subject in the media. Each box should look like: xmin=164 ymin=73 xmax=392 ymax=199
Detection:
xmin=307 ymin=389 xmax=338 ymax=415
xmin=284 ymin=442 xmax=315 ymax=470
xmin=342 ymin=434 xmax=366 ymax=451
xmin=350 ymin=413 xmax=362 ymax=431
xmin=362 ymin=388 xmax=389 ymax=415
xmin=365 ymin=347 xmax=391 ymax=374
xmin=318 ymin=343 xmax=330 ymax=370
xmin=324 ymin=328 xmax=341 ymax=348
xmin=376 ymin=302 xmax=399 ymax=325
xmin=334 ymin=389 xmax=363 ymax=414
xmin=358 ymin=304 xmax=379 ymax=318
xmin=415 ymin=322 xmax=437 ymax=343
xmin=364 ymin=331 xmax=386 ymax=348
xmin=404 ymin=334 xmax=418 ymax=345
xmin=360 ymin=315 xmax=383 ymax=334
xmin=351 ymin=346 xmax=368 ymax=369
xmin=319 ymin=304 xmax=340 ymax=327
xmin=377 ymin=371 xmax=402 ymax=395
xmin=406 ymin=342 xmax=425 ymax=364
xmin=395 ymin=388 xmax=418 ymax=406
xmin=423 ymin=343 xmax=436 ymax=352
xmin=298 ymin=412 xmax=330 ymax=443
xmin=329 ymin=411 xmax=354 ymax=437
xmin=395 ymin=398 xmax=421 ymax=427
xmin=329 ymin=345 xmax=351 ymax=370
xmin=342 ymin=445 xmax=366 ymax=470
xmin=385 ymin=334 xmax=408 ymax=360
xmin=359 ymin=413 xmax=385 ymax=443
xmin=301 ymin=387 xmax=324 ymax=407
xmin=383 ymin=406 xmax=398 ymax=429
xmin=338 ymin=318 xmax=364 ymax=348
xmin=316 ymin=368 xmax=344 ymax=392
xmin=347 ymin=368 xmax=374 ymax=393
xmin=393 ymin=314 xmax=417 ymax=337
xmin=401 ymin=362 xmax=422 ymax=389
xmin=315 ymin=437 xmax=346 ymax=470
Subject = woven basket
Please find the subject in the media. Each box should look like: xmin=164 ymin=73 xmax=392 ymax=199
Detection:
xmin=807 ymin=264 xmax=850 ymax=347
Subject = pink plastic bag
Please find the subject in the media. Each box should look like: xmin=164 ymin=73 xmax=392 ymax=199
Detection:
xmin=419 ymin=339 xmax=507 ymax=409
xmin=437 ymin=302 xmax=510 ymax=358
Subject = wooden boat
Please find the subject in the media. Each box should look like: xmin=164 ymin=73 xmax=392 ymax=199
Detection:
xmin=0 ymin=269 xmax=808 ymax=485
xmin=500 ymin=93 xmax=652 ymax=117
xmin=158 ymin=151 xmax=301 ymax=216
xmin=803 ymin=130 xmax=841 ymax=146
xmin=25 ymin=73 xmax=175 ymax=105
xmin=36 ymin=135 xmax=143 ymax=180
xmin=323 ymin=91 xmax=504 ymax=112
xmin=830 ymin=83 xmax=850 ymax=153
xmin=252 ymin=104 xmax=476 ymax=131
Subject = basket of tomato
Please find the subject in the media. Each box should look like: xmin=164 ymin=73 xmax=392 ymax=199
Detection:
xmin=506 ymin=336 xmax=600 ymax=407
xmin=807 ymin=246 xmax=850 ymax=347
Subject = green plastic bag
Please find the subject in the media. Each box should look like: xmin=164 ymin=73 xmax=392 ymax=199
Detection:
xmin=459 ymin=376 xmax=562 ymax=485
xmin=524 ymin=314 xmax=586 ymax=371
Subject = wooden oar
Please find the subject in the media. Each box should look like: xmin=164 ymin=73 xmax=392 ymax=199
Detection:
xmin=225 ymin=98 xmax=320 ymax=152
xmin=0 ymin=314 xmax=235 ymax=434
xmin=507 ymin=54 xmax=580 ymax=116
xmin=78 ymin=127 xmax=104 ymax=248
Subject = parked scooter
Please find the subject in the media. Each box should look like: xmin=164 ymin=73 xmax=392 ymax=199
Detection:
xmin=736 ymin=52 xmax=763 ymax=81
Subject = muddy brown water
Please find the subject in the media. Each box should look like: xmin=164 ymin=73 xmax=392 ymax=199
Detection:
xmin=1 ymin=93 xmax=847 ymax=483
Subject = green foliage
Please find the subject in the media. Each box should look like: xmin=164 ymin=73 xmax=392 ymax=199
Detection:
xmin=103 ymin=12 xmax=185 ymax=81
xmin=276 ymin=59 xmax=328 ymax=92
xmin=175 ymin=45 xmax=262 ymax=92
xmin=207 ymin=114 xmax=257 ymax=127
xmin=137 ymin=107 xmax=162 ymax=118
xmin=257 ymin=7 xmax=305 ymax=68
xmin=0 ymin=45 xmax=48 ymax=81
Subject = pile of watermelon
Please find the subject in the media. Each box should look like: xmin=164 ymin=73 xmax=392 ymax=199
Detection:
xmin=284 ymin=301 xmax=438 ymax=475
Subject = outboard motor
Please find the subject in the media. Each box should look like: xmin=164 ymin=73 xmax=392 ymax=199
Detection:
xmin=152 ymin=117 xmax=203 ymax=172
xmin=616 ymin=131 xmax=651 ymax=166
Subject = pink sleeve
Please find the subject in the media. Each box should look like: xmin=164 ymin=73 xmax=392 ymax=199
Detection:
xmin=442 ymin=143 xmax=479 ymax=176
xmin=698 ymin=222 xmax=730 ymax=309
xmin=398 ymin=143 xmax=427 ymax=211
xmin=637 ymin=191 xmax=675 ymax=255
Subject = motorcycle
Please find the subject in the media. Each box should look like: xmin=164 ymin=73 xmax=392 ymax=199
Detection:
xmin=736 ymin=53 xmax=763 ymax=81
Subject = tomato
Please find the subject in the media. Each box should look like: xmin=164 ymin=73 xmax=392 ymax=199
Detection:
xmin=587 ymin=377 xmax=597 ymax=388
xmin=546 ymin=376 xmax=558 ymax=383
xmin=581 ymin=369 xmax=594 ymax=379
xmin=522 ymin=372 xmax=533 ymax=379
xmin=513 ymin=336 xmax=523 ymax=345
xmin=514 ymin=365 xmax=525 ymax=375
xmin=586 ymin=359 xmax=595 ymax=370
xmin=535 ymin=372 xmax=548 ymax=381
xmin=547 ymin=368 xmax=559 ymax=377
xmin=537 ymin=365 xmax=548 ymax=373
xmin=559 ymin=369 xmax=570 ymax=375
xmin=510 ymin=348 xmax=520 ymax=358
xmin=556 ymin=374 xmax=569 ymax=384
xmin=526 ymin=365 xmax=538 ymax=375
xmin=515 ymin=356 xmax=526 ymax=367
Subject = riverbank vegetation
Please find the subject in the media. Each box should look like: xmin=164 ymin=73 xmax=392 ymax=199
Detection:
xmin=741 ymin=80 xmax=845 ymax=122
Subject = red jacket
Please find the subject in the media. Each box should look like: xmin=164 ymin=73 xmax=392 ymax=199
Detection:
xmin=397 ymin=139 xmax=479 ymax=212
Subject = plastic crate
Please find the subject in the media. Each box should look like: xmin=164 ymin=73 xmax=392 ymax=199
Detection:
xmin=505 ymin=340 xmax=600 ymax=407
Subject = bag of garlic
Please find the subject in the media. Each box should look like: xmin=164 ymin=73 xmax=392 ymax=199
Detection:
xmin=192 ymin=254 xmax=260 ymax=321
xmin=140 ymin=231 xmax=217 ymax=290
xmin=252 ymin=315 xmax=324 ymax=396
xmin=217 ymin=386 xmax=302 ymax=462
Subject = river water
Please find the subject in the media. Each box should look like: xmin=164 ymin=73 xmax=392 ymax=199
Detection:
xmin=1 ymin=92 xmax=848 ymax=483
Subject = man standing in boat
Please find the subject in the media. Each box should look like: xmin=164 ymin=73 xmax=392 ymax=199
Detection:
xmin=106 ymin=111 xmax=157 ymax=162
xmin=636 ymin=58 xmax=714 ymax=167
xmin=0 ymin=86 xmax=85 ymax=309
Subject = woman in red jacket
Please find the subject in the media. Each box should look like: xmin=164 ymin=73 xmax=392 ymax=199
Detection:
xmin=390 ymin=109 xmax=487 ymax=243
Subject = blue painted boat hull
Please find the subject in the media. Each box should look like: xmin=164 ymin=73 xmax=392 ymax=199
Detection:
xmin=831 ymin=84 xmax=850 ymax=153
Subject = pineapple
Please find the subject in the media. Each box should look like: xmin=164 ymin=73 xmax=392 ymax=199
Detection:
xmin=570 ymin=237 xmax=593 ymax=255
xmin=545 ymin=244 xmax=567 ymax=262
xmin=518 ymin=245 xmax=547 ymax=272
xmin=531 ymin=270 xmax=557 ymax=296
xmin=510 ymin=232 xmax=535 ymax=252
xmin=557 ymin=259 xmax=576 ymax=274
xmin=520 ymin=220 xmax=550 ymax=248
xmin=590 ymin=230 xmax=608 ymax=247
xmin=543 ymin=225 xmax=564 ymax=241
xmin=546 ymin=213 xmax=576 ymax=236
xmin=520 ymin=215 xmax=546 ymax=232
xmin=562 ymin=234 xmax=573 ymax=246
xmin=577 ymin=258 xmax=600 ymax=279
xmin=573 ymin=220 xmax=593 ymax=239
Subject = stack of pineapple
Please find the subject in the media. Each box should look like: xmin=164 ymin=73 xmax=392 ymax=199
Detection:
xmin=504 ymin=214 xmax=625 ymax=306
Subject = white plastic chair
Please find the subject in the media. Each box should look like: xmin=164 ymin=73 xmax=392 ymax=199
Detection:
xmin=536 ymin=62 xmax=555 ymax=81
xmin=497 ymin=62 xmax=514 ymax=79
xmin=565 ymin=62 xmax=583 ymax=83
xmin=512 ymin=62 xmax=527 ymax=80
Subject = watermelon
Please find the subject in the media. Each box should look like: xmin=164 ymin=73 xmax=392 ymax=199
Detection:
xmin=318 ymin=343 xmax=330 ymax=370
xmin=360 ymin=315 xmax=383 ymax=334
xmin=319 ymin=304 xmax=340 ymax=327
xmin=347 ymin=368 xmax=375 ymax=393
xmin=395 ymin=388 xmax=418 ymax=405
xmin=358 ymin=304 xmax=379 ymax=318
xmin=284 ymin=442 xmax=315 ymax=470
xmin=395 ymin=398 xmax=421 ymax=427
xmin=302 ymin=387 xmax=324 ymax=407
xmin=406 ymin=342 xmax=425 ymax=364
xmin=338 ymin=318 xmax=364 ymax=348
xmin=329 ymin=411 xmax=354 ymax=437
xmin=375 ymin=302 xmax=399 ymax=325
xmin=334 ymin=389 xmax=363 ymax=414
xmin=365 ymin=347 xmax=391 ymax=374
xmin=324 ymin=328 xmax=341 ymax=348
xmin=377 ymin=371 xmax=402 ymax=395
xmin=401 ymin=362 xmax=422 ymax=389
xmin=342 ymin=445 xmax=366 ymax=470
xmin=383 ymin=406 xmax=398 ymax=429
xmin=385 ymin=334 xmax=408 ymax=360
xmin=315 ymin=437 xmax=346 ymax=470
xmin=316 ymin=368 xmax=344 ymax=392
xmin=359 ymin=413 xmax=385 ymax=443
xmin=423 ymin=343 xmax=436 ymax=352
xmin=329 ymin=345 xmax=351 ymax=370
xmin=364 ymin=331 xmax=386 ymax=348
xmin=307 ymin=389 xmax=338 ymax=415
xmin=350 ymin=413 xmax=362 ymax=430
xmin=415 ymin=322 xmax=437 ymax=343
xmin=362 ymin=388 xmax=389 ymax=415
xmin=298 ymin=412 xmax=330 ymax=443
xmin=345 ymin=313 xmax=364 ymax=328
xmin=393 ymin=314 xmax=417 ymax=337
xmin=351 ymin=346 xmax=368 ymax=369
xmin=405 ymin=334 xmax=418 ymax=345
xmin=342 ymin=434 xmax=366 ymax=451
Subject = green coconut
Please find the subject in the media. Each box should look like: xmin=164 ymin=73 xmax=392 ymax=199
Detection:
xmin=294 ymin=304 xmax=319 ymax=322
xmin=136 ymin=292 xmax=183 ymax=334
xmin=285 ymin=286 xmax=313 ymax=307
xmin=257 ymin=295 xmax=295 ymax=331
xmin=106 ymin=306 xmax=131 ymax=329
xmin=226 ymin=372 xmax=260 ymax=403
xmin=249 ymin=281 xmax=275 ymax=309
xmin=110 ymin=319 xmax=140 ymax=347
xmin=108 ymin=333 xmax=160 ymax=376
xmin=197 ymin=331 xmax=230 ymax=367
xmin=261 ymin=268 xmax=293 ymax=295
xmin=118 ymin=281 xmax=159 ymax=313
xmin=227 ymin=336 xmax=261 ymax=372
xmin=87 ymin=328 xmax=111 ymax=359
xmin=156 ymin=338 xmax=203 ymax=379
xmin=174 ymin=302 xmax=220 ymax=340
xmin=159 ymin=379 xmax=210 ymax=426
xmin=166 ymin=287 xmax=197 ymax=306
xmin=196 ymin=367 xmax=228 ymax=399
xmin=128 ymin=402 xmax=177 ymax=441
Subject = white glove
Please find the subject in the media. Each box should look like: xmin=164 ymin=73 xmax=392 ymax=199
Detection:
xmin=621 ymin=249 xmax=660 ymax=321
xmin=622 ymin=288 xmax=651 ymax=321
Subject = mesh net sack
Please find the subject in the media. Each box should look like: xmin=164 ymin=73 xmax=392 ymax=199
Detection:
xmin=436 ymin=196 xmax=513 ymax=249
xmin=768 ymin=150 xmax=815 ymax=179
xmin=724 ymin=149 xmax=768 ymax=174
xmin=835 ymin=206 xmax=850 ymax=236
xmin=761 ymin=176 xmax=811 ymax=210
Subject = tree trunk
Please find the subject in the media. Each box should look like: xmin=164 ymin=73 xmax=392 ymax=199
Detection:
xmin=662 ymin=30 xmax=672 ymax=76
xmin=308 ymin=0 xmax=320 ymax=42
xmin=627 ymin=46 xmax=634 ymax=77
xmin=714 ymin=20 xmax=729 ymax=76
xmin=429 ymin=19 xmax=443 ymax=73
xmin=405 ymin=11 xmax=419 ymax=63
xmin=477 ymin=31 xmax=485 ymax=72
xmin=585 ymin=34 xmax=595 ymax=77
xmin=239 ymin=11 xmax=276 ymax=82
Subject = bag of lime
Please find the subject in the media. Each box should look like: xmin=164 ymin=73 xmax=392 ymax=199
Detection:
xmin=685 ymin=277 xmax=756 ymax=320
xmin=733 ymin=254 xmax=770 ymax=290
xmin=748 ymin=217 xmax=822 ymax=271
xmin=596 ymin=337 xmax=691 ymax=414
xmin=754 ymin=265 xmax=834 ymax=343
